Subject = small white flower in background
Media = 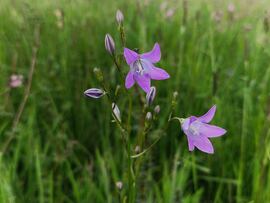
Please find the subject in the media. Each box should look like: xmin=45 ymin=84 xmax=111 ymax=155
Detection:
xmin=115 ymin=181 xmax=123 ymax=190
xmin=112 ymin=103 xmax=121 ymax=122
xmin=146 ymin=112 xmax=152 ymax=121
xmin=9 ymin=74 xmax=23 ymax=88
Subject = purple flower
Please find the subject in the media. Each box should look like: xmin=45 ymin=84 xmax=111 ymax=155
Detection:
xmin=84 ymin=88 xmax=105 ymax=99
xmin=124 ymin=43 xmax=170 ymax=93
xmin=181 ymin=105 xmax=226 ymax=154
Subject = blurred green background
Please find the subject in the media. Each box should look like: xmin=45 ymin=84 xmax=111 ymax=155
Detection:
xmin=1 ymin=0 xmax=270 ymax=202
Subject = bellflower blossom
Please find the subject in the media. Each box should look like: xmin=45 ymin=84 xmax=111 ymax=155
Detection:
xmin=181 ymin=105 xmax=226 ymax=154
xmin=124 ymin=43 xmax=170 ymax=93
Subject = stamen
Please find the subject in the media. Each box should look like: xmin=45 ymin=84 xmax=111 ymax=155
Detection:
xmin=131 ymin=59 xmax=145 ymax=75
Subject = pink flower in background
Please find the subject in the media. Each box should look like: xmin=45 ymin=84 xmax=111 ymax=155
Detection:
xmin=166 ymin=8 xmax=175 ymax=19
xmin=9 ymin=74 xmax=23 ymax=88
xmin=124 ymin=43 xmax=170 ymax=93
xmin=116 ymin=10 xmax=124 ymax=24
xmin=181 ymin=105 xmax=226 ymax=154
xmin=227 ymin=3 xmax=235 ymax=13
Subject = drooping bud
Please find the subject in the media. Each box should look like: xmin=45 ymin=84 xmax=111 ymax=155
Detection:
xmin=146 ymin=112 xmax=152 ymax=121
xmin=154 ymin=105 xmax=160 ymax=114
xmin=112 ymin=103 xmax=121 ymax=122
xmin=146 ymin=86 xmax=156 ymax=106
xmin=93 ymin=67 xmax=104 ymax=82
xmin=84 ymin=88 xmax=105 ymax=99
xmin=134 ymin=145 xmax=141 ymax=153
xmin=116 ymin=10 xmax=124 ymax=25
xmin=105 ymin=34 xmax=115 ymax=55
xmin=9 ymin=74 xmax=23 ymax=88
xmin=115 ymin=181 xmax=123 ymax=190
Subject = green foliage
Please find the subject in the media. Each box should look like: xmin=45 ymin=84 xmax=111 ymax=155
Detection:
xmin=1 ymin=0 xmax=270 ymax=202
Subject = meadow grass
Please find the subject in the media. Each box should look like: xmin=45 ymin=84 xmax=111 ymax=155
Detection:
xmin=0 ymin=0 xmax=270 ymax=202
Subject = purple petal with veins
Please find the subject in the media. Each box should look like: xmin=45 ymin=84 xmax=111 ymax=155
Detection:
xmin=141 ymin=43 xmax=161 ymax=63
xmin=125 ymin=71 xmax=135 ymax=89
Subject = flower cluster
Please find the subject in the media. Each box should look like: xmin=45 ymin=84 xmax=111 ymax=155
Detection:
xmin=84 ymin=10 xmax=226 ymax=156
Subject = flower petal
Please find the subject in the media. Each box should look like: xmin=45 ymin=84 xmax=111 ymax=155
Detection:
xmin=193 ymin=135 xmax=214 ymax=154
xmin=124 ymin=48 xmax=138 ymax=65
xmin=150 ymin=67 xmax=170 ymax=80
xmin=199 ymin=123 xmax=227 ymax=138
xmin=134 ymin=75 xmax=151 ymax=93
xmin=125 ymin=71 xmax=135 ymax=89
xmin=197 ymin=105 xmax=216 ymax=123
xmin=186 ymin=132 xmax=195 ymax=151
xmin=141 ymin=43 xmax=161 ymax=63
xmin=181 ymin=118 xmax=191 ymax=131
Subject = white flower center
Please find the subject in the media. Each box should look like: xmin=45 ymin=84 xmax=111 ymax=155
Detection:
xmin=131 ymin=59 xmax=151 ymax=76
xmin=188 ymin=121 xmax=201 ymax=136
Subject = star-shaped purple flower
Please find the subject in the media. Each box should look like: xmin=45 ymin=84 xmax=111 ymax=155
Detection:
xmin=124 ymin=43 xmax=170 ymax=93
xmin=181 ymin=105 xmax=226 ymax=154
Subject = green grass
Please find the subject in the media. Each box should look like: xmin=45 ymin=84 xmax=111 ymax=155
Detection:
xmin=1 ymin=0 xmax=270 ymax=202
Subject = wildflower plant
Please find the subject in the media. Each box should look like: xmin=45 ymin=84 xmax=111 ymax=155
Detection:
xmin=84 ymin=10 xmax=226 ymax=202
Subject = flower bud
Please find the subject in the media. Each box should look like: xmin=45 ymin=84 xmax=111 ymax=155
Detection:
xmin=93 ymin=67 xmax=104 ymax=82
xmin=154 ymin=105 xmax=160 ymax=114
xmin=105 ymin=34 xmax=115 ymax=55
xmin=116 ymin=10 xmax=124 ymax=24
xmin=146 ymin=112 xmax=152 ymax=121
xmin=84 ymin=88 xmax=105 ymax=99
xmin=115 ymin=181 xmax=123 ymax=190
xmin=112 ymin=103 xmax=121 ymax=122
xmin=173 ymin=91 xmax=178 ymax=99
xmin=134 ymin=145 xmax=141 ymax=153
xmin=146 ymin=86 xmax=156 ymax=106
